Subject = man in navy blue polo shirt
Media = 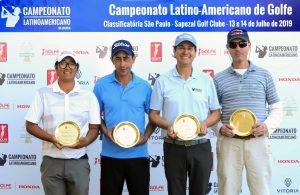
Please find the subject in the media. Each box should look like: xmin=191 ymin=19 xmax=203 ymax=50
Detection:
xmin=214 ymin=28 xmax=283 ymax=195
xmin=93 ymin=40 xmax=155 ymax=195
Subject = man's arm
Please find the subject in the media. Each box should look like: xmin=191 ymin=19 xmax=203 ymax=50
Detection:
xmin=149 ymin=109 xmax=176 ymax=139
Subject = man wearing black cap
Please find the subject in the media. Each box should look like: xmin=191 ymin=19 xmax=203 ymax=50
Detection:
xmin=25 ymin=50 xmax=101 ymax=195
xmin=214 ymin=28 xmax=282 ymax=195
xmin=93 ymin=40 xmax=155 ymax=195
xmin=149 ymin=33 xmax=221 ymax=195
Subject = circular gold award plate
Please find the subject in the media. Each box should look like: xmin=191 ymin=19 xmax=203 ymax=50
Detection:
xmin=173 ymin=114 xmax=201 ymax=140
xmin=55 ymin=121 xmax=80 ymax=146
xmin=230 ymin=109 xmax=257 ymax=136
xmin=113 ymin=121 xmax=140 ymax=148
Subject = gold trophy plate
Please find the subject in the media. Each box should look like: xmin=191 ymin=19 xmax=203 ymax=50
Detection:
xmin=113 ymin=121 xmax=140 ymax=148
xmin=55 ymin=121 xmax=80 ymax=146
xmin=173 ymin=114 xmax=201 ymax=140
xmin=230 ymin=109 xmax=256 ymax=136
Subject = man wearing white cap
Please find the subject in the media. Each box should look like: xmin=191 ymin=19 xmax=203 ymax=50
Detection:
xmin=25 ymin=50 xmax=101 ymax=195
xmin=149 ymin=33 xmax=221 ymax=195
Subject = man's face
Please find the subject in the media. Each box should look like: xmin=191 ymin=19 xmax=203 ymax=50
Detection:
xmin=174 ymin=41 xmax=196 ymax=66
xmin=227 ymin=38 xmax=251 ymax=64
xmin=56 ymin=56 xmax=78 ymax=82
xmin=111 ymin=51 xmax=135 ymax=77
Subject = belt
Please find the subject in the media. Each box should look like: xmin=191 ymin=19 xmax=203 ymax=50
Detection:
xmin=164 ymin=137 xmax=208 ymax=147
xmin=233 ymin=134 xmax=255 ymax=140
xmin=79 ymin=154 xmax=88 ymax=159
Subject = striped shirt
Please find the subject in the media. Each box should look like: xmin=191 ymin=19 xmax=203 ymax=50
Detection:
xmin=213 ymin=62 xmax=280 ymax=124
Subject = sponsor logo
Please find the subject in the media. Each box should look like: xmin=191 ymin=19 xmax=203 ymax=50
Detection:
xmin=277 ymin=160 xmax=299 ymax=164
xmin=42 ymin=49 xmax=59 ymax=56
xmin=150 ymin=185 xmax=164 ymax=191
xmin=17 ymin=184 xmax=40 ymax=189
xmin=151 ymin=42 xmax=162 ymax=62
xmin=0 ymin=72 xmax=36 ymax=85
xmin=148 ymin=73 xmax=160 ymax=86
xmin=282 ymin=97 xmax=297 ymax=117
xmin=47 ymin=69 xmax=58 ymax=85
xmin=278 ymin=77 xmax=300 ymax=82
xmin=94 ymin=157 xmax=101 ymax=165
xmin=19 ymin=42 xmax=35 ymax=62
xmin=192 ymin=87 xmax=202 ymax=93
xmin=269 ymin=128 xmax=297 ymax=139
xmin=0 ymin=184 xmax=12 ymax=190
xmin=76 ymin=69 xmax=90 ymax=86
xmin=0 ymin=103 xmax=10 ymax=109
xmin=149 ymin=127 xmax=163 ymax=144
xmin=0 ymin=124 xmax=8 ymax=143
xmin=96 ymin=45 xmax=109 ymax=58
xmin=198 ymin=48 xmax=217 ymax=56
xmin=277 ymin=178 xmax=299 ymax=193
xmin=0 ymin=42 xmax=7 ymax=62
xmin=202 ymin=69 xmax=214 ymax=77
xmin=16 ymin=104 xmax=30 ymax=109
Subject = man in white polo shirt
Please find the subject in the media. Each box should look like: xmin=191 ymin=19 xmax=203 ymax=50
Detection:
xmin=149 ymin=33 xmax=221 ymax=195
xmin=25 ymin=50 xmax=100 ymax=195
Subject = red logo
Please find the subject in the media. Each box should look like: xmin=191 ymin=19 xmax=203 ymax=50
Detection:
xmin=0 ymin=184 xmax=12 ymax=189
xmin=47 ymin=70 xmax=57 ymax=85
xmin=0 ymin=103 xmax=10 ymax=109
xmin=17 ymin=185 xmax=40 ymax=189
xmin=198 ymin=48 xmax=217 ymax=56
xmin=0 ymin=42 xmax=7 ymax=62
xmin=151 ymin=42 xmax=162 ymax=62
xmin=42 ymin=49 xmax=59 ymax=56
xmin=94 ymin=157 xmax=101 ymax=165
xmin=0 ymin=124 xmax=8 ymax=143
xmin=149 ymin=185 xmax=164 ymax=191
xmin=16 ymin=105 xmax=30 ymax=109
xmin=202 ymin=69 xmax=214 ymax=77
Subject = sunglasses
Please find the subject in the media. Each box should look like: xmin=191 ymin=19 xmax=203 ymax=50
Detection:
xmin=228 ymin=41 xmax=248 ymax=49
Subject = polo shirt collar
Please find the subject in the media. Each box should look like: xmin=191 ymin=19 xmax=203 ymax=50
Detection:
xmin=52 ymin=79 xmax=80 ymax=94
xmin=172 ymin=66 xmax=200 ymax=79
xmin=228 ymin=61 xmax=257 ymax=74
xmin=109 ymin=70 xmax=141 ymax=85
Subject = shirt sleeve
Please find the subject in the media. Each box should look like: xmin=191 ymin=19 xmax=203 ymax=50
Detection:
xmin=150 ymin=78 xmax=163 ymax=111
xmin=264 ymin=101 xmax=283 ymax=133
xmin=25 ymin=91 xmax=44 ymax=124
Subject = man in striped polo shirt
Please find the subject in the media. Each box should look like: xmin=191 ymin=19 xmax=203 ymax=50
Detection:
xmin=214 ymin=28 xmax=283 ymax=195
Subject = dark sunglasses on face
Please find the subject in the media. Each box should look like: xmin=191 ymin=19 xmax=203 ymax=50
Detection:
xmin=228 ymin=41 xmax=248 ymax=49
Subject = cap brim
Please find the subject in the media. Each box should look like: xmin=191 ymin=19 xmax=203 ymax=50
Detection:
xmin=111 ymin=49 xmax=134 ymax=57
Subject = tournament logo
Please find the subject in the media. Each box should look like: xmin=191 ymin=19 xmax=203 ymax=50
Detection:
xmin=148 ymin=73 xmax=160 ymax=86
xmin=4 ymin=153 xmax=37 ymax=165
xmin=0 ymin=42 xmax=7 ymax=62
xmin=0 ymin=154 xmax=7 ymax=166
xmin=0 ymin=5 xmax=21 ymax=27
xmin=149 ymin=155 xmax=163 ymax=168
xmin=19 ymin=42 xmax=35 ymax=62
xmin=282 ymin=96 xmax=297 ymax=117
xmin=269 ymin=127 xmax=297 ymax=139
xmin=0 ymin=73 xmax=5 ymax=85
xmin=255 ymin=45 xmax=268 ymax=58
xmin=96 ymin=45 xmax=109 ymax=58
xmin=42 ymin=49 xmax=60 ymax=56
xmin=0 ymin=124 xmax=8 ymax=143
xmin=198 ymin=48 xmax=217 ymax=56
xmin=151 ymin=42 xmax=162 ymax=62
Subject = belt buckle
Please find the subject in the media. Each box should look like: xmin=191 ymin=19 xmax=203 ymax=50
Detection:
xmin=184 ymin=140 xmax=193 ymax=147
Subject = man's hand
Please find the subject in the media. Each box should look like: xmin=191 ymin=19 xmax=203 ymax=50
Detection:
xmin=220 ymin=124 xmax=235 ymax=137
xmin=251 ymin=122 xmax=268 ymax=137
xmin=167 ymin=125 xmax=177 ymax=139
